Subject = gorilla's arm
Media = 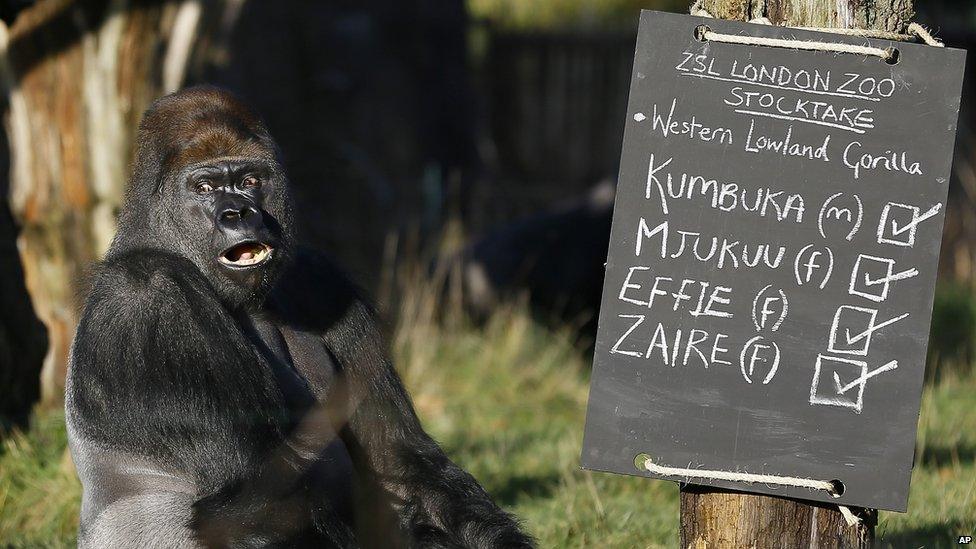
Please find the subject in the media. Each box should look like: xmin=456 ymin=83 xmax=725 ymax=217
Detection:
xmin=68 ymin=250 xmax=353 ymax=548
xmin=280 ymin=251 xmax=534 ymax=548
xmin=70 ymin=251 xmax=285 ymax=482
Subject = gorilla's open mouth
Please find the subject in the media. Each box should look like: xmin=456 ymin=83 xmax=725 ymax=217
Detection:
xmin=218 ymin=242 xmax=273 ymax=268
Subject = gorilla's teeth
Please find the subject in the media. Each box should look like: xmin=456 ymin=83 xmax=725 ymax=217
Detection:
xmin=220 ymin=243 xmax=271 ymax=266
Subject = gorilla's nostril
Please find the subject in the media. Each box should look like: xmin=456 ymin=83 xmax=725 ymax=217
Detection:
xmin=220 ymin=206 xmax=259 ymax=225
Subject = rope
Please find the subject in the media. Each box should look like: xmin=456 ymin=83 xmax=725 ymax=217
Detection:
xmin=688 ymin=0 xmax=943 ymax=61
xmin=907 ymin=22 xmax=943 ymax=47
xmin=641 ymin=457 xmax=861 ymax=526
xmin=642 ymin=457 xmax=838 ymax=493
xmin=697 ymin=28 xmax=897 ymax=60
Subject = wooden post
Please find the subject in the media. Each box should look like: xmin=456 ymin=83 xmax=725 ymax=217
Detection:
xmin=679 ymin=0 xmax=914 ymax=547
xmin=0 ymin=0 xmax=208 ymax=403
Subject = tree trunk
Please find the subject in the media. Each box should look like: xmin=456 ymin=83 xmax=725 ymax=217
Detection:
xmin=700 ymin=0 xmax=913 ymax=32
xmin=0 ymin=0 xmax=204 ymax=403
xmin=680 ymin=485 xmax=875 ymax=548
xmin=678 ymin=0 xmax=909 ymax=546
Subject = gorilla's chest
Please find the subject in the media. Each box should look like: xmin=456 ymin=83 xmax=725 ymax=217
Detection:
xmin=246 ymin=315 xmax=340 ymax=403
xmin=246 ymin=315 xmax=354 ymax=502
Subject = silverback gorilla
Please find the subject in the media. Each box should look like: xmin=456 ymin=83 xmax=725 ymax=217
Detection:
xmin=65 ymin=87 xmax=532 ymax=548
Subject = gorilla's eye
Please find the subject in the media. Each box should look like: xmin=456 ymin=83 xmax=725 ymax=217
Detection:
xmin=242 ymin=175 xmax=261 ymax=189
xmin=195 ymin=180 xmax=215 ymax=194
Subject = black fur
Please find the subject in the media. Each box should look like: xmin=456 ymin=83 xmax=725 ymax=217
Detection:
xmin=66 ymin=86 xmax=532 ymax=548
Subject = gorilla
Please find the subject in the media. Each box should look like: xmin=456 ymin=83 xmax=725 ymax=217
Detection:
xmin=65 ymin=87 xmax=532 ymax=548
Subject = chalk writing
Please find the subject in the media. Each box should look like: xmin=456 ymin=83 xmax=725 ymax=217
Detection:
xmin=751 ymin=284 xmax=789 ymax=332
xmin=877 ymin=202 xmax=943 ymax=247
xmin=818 ymin=192 xmax=864 ymax=241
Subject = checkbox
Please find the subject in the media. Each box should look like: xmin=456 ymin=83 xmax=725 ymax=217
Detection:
xmin=877 ymin=203 xmax=920 ymax=247
xmin=827 ymin=306 xmax=878 ymax=356
xmin=848 ymin=254 xmax=919 ymax=303
xmin=877 ymin=202 xmax=943 ymax=248
xmin=849 ymin=255 xmax=895 ymax=302
xmin=809 ymin=354 xmax=868 ymax=413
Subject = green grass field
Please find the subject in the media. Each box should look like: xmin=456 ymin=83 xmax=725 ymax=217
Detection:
xmin=1 ymin=305 xmax=974 ymax=547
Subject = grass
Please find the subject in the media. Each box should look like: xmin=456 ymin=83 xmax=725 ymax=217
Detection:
xmin=0 ymin=412 xmax=81 ymax=547
xmin=877 ymin=367 xmax=976 ymax=548
xmin=1 ymin=301 xmax=974 ymax=547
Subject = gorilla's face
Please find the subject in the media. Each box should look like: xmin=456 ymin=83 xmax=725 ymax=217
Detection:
xmin=113 ymin=87 xmax=297 ymax=309
xmin=167 ymin=154 xmax=294 ymax=308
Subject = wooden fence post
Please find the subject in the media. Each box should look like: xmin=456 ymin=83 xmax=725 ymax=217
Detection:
xmin=679 ymin=0 xmax=914 ymax=547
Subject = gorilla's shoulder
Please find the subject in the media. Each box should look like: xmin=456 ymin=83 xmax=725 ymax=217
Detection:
xmin=99 ymin=248 xmax=201 ymax=278
xmin=89 ymin=249 xmax=214 ymax=306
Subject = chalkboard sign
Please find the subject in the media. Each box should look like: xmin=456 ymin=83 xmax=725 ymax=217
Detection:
xmin=581 ymin=10 xmax=966 ymax=512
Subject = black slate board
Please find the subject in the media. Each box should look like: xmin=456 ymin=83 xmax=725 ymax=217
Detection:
xmin=580 ymin=10 xmax=966 ymax=512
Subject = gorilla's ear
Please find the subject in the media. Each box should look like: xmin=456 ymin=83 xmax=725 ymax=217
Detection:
xmin=132 ymin=125 xmax=170 ymax=195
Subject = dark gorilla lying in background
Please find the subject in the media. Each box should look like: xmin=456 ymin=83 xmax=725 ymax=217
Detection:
xmin=65 ymin=87 xmax=532 ymax=548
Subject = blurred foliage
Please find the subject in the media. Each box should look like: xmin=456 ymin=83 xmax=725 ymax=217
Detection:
xmin=470 ymin=0 xmax=976 ymax=29
xmin=928 ymin=282 xmax=976 ymax=378
xmin=468 ymin=0 xmax=687 ymax=29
